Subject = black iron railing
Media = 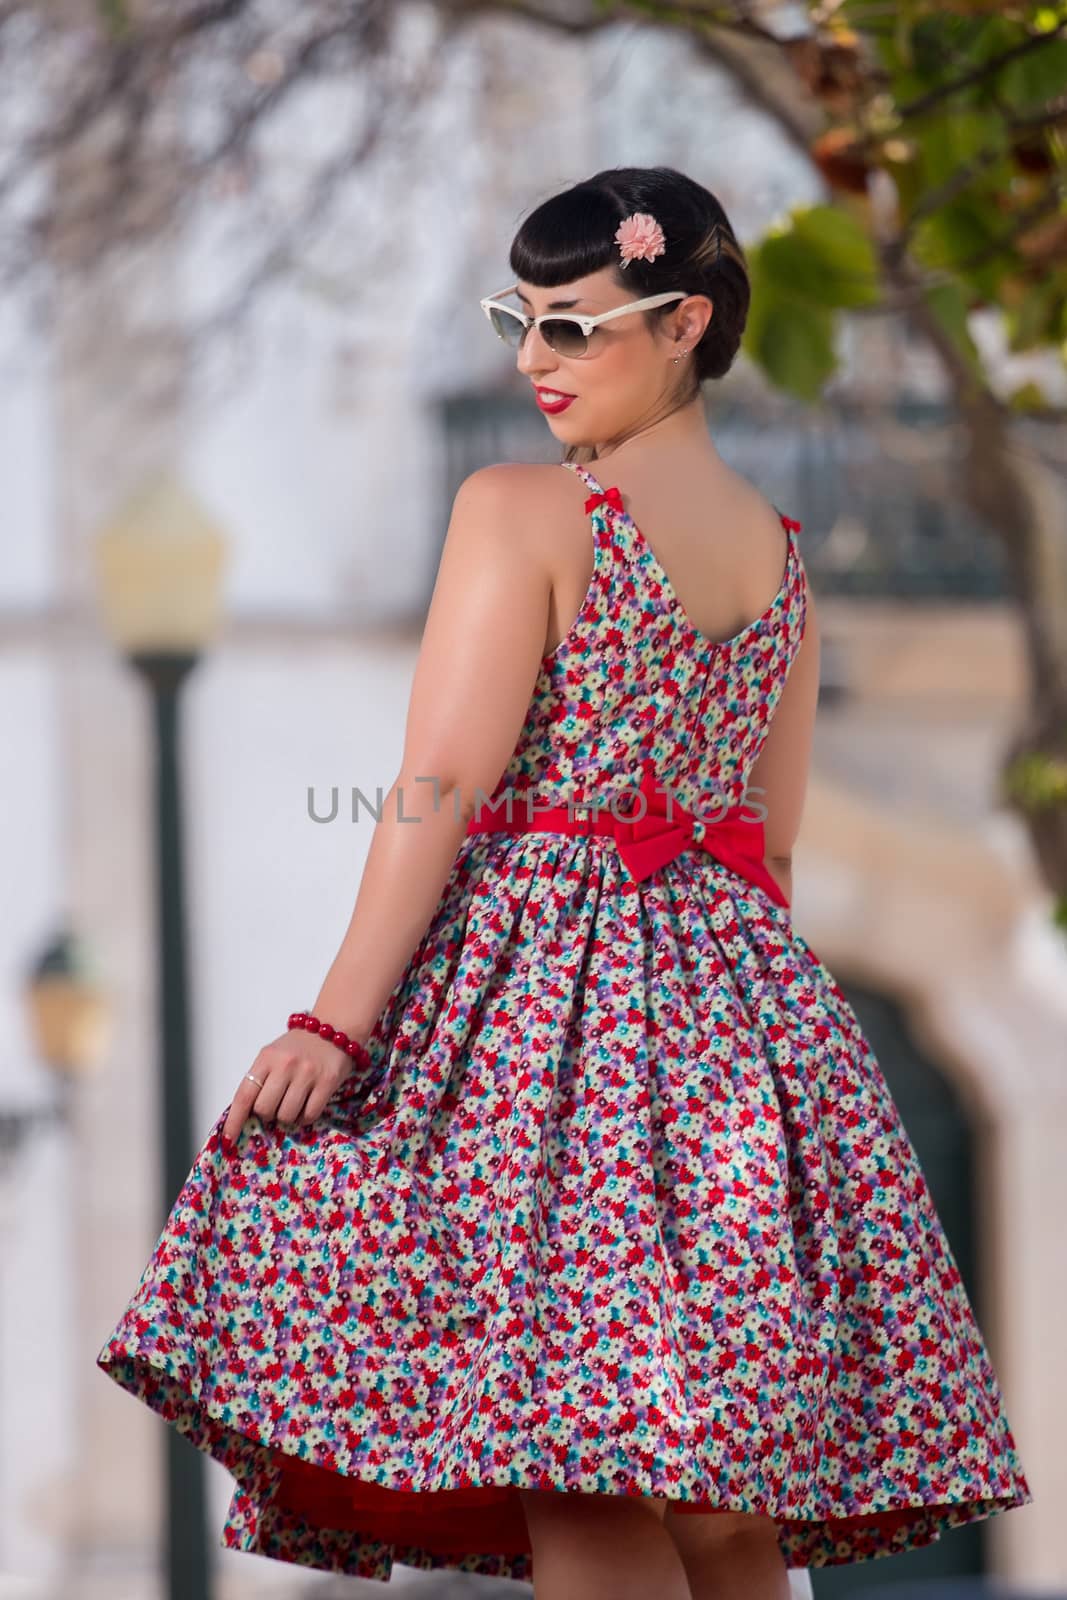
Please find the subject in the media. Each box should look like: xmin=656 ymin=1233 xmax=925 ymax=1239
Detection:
xmin=432 ymin=391 xmax=1018 ymax=607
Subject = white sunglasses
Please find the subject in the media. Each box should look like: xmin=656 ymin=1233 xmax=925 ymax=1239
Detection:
xmin=479 ymin=282 xmax=690 ymax=359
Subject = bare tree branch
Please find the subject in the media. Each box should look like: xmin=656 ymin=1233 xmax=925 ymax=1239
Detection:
xmin=190 ymin=30 xmax=445 ymax=343
xmin=0 ymin=1 xmax=404 ymax=290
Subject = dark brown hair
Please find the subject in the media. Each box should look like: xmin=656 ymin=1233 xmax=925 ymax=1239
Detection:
xmin=508 ymin=165 xmax=749 ymax=461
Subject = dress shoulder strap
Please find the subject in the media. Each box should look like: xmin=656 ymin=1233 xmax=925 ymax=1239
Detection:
xmin=557 ymin=458 xmax=628 ymax=562
xmin=557 ymin=461 xmax=648 ymax=568
xmin=561 ymin=460 xmax=604 ymax=496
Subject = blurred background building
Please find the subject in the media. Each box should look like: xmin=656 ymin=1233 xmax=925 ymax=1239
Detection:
xmin=0 ymin=7 xmax=1063 ymax=1600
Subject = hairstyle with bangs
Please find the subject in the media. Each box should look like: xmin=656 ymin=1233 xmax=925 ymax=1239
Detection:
xmin=508 ymin=166 xmax=749 ymax=463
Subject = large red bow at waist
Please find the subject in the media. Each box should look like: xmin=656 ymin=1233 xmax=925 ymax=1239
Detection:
xmin=607 ymin=763 xmax=788 ymax=906
xmin=466 ymin=762 xmax=789 ymax=909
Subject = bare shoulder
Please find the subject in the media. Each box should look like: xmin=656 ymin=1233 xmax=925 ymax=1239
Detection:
xmin=714 ymin=460 xmax=791 ymax=538
xmin=450 ymin=461 xmax=577 ymax=557
xmin=453 ymin=461 xmax=572 ymax=503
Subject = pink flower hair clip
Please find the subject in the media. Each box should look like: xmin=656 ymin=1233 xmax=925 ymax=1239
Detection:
xmin=615 ymin=210 xmax=667 ymax=268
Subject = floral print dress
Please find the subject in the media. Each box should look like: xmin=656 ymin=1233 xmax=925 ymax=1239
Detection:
xmin=96 ymin=459 xmax=1033 ymax=1585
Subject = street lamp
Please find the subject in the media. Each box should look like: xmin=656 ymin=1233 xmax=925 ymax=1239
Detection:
xmin=92 ymin=469 xmax=227 ymax=1600
xmin=1 ymin=932 xmax=110 ymax=1184
xmin=0 ymin=934 xmax=109 ymax=1575
xmin=23 ymin=933 xmax=110 ymax=1079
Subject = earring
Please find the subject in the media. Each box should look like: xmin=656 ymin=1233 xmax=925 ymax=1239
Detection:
xmin=672 ymin=348 xmax=690 ymax=363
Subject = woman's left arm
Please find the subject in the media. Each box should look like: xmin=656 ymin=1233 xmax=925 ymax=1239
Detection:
xmin=306 ymin=463 xmax=551 ymax=1044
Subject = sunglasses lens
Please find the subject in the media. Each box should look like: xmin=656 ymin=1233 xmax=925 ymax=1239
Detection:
xmin=542 ymin=319 xmax=588 ymax=358
xmin=489 ymin=306 xmax=525 ymax=347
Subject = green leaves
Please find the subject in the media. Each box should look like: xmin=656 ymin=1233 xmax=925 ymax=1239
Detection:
xmin=743 ymin=205 xmax=880 ymax=399
xmin=1003 ymin=749 xmax=1067 ymax=810
xmin=909 ymin=198 xmax=1008 ymax=302
xmin=921 ymin=279 xmax=986 ymax=383
xmin=95 ymin=0 xmax=131 ymax=38
xmin=1003 ymin=275 xmax=1067 ymax=353
xmin=630 ymin=0 xmax=1067 ymax=405
xmin=1007 ymin=380 xmax=1049 ymax=411
xmin=743 ymin=281 xmax=837 ymax=401
xmin=763 ymin=205 xmax=883 ymax=309
xmin=999 ymin=29 xmax=1067 ymax=110
xmin=913 ymin=108 xmax=1010 ymax=191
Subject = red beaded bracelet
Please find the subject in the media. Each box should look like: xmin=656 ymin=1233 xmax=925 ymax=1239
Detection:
xmin=288 ymin=1011 xmax=372 ymax=1070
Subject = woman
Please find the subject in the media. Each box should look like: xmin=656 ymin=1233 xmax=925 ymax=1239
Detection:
xmin=97 ymin=166 xmax=1032 ymax=1600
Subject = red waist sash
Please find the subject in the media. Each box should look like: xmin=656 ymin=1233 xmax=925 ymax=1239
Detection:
xmin=465 ymin=761 xmax=789 ymax=909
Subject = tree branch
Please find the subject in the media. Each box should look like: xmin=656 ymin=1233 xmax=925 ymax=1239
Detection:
xmin=896 ymin=18 xmax=1067 ymax=124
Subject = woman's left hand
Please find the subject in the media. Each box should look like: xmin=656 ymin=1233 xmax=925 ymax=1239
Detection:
xmin=222 ymin=1028 xmax=358 ymax=1144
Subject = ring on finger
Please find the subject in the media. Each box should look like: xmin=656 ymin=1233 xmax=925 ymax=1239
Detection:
xmin=246 ymin=1072 xmax=265 ymax=1087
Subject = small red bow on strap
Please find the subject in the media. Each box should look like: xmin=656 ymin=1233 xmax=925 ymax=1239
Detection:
xmin=584 ymin=484 xmax=626 ymax=517
xmin=608 ymin=762 xmax=789 ymax=907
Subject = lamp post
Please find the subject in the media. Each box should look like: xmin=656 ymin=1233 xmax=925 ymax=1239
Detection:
xmin=92 ymin=471 xmax=226 ymax=1600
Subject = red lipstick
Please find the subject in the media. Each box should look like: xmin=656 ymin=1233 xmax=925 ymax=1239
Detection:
xmin=534 ymin=386 xmax=576 ymax=414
